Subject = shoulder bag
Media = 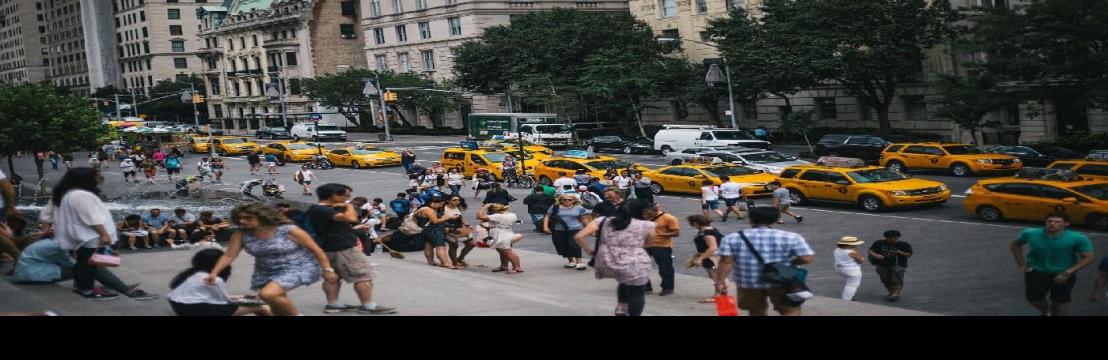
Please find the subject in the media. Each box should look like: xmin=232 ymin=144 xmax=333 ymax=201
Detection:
xmin=398 ymin=210 xmax=425 ymax=236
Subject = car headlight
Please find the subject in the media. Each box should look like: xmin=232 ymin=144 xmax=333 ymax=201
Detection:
xmin=889 ymin=190 xmax=910 ymax=197
xmin=976 ymin=159 xmax=991 ymax=164
xmin=1012 ymin=159 xmax=1021 ymax=163
xmin=964 ymin=188 xmax=973 ymax=195
xmin=940 ymin=185 xmax=949 ymax=192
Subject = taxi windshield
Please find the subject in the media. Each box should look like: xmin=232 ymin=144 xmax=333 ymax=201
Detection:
xmin=847 ymin=169 xmax=909 ymax=183
xmin=1073 ymin=184 xmax=1108 ymax=201
xmin=943 ymin=145 xmax=987 ymax=155
xmin=585 ymin=159 xmax=634 ymax=170
xmin=741 ymin=152 xmax=793 ymax=163
xmin=286 ymin=144 xmax=315 ymax=150
xmin=702 ymin=165 xmax=757 ymax=177
xmin=221 ymin=138 xmax=248 ymax=144
xmin=484 ymin=152 xmax=532 ymax=163
xmin=350 ymin=149 xmax=385 ymax=155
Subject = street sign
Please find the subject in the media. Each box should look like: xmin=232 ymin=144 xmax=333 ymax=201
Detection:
xmin=309 ymin=113 xmax=323 ymax=122
xmin=266 ymin=84 xmax=281 ymax=99
xmin=362 ymin=80 xmax=379 ymax=96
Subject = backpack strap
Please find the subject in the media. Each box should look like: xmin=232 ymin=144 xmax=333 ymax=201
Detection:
xmin=737 ymin=230 xmax=766 ymax=265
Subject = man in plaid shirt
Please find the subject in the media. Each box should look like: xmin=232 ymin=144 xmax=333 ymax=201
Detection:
xmin=715 ymin=207 xmax=815 ymax=316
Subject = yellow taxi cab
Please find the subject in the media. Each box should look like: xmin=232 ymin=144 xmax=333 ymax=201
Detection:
xmin=262 ymin=141 xmax=323 ymax=162
xmin=327 ymin=147 xmax=402 ymax=168
xmin=779 ymin=157 xmax=951 ymax=212
xmin=187 ymin=135 xmax=210 ymax=153
xmin=1045 ymin=159 xmax=1108 ymax=181
xmin=440 ymin=147 xmax=541 ymax=180
xmin=532 ymin=151 xmax=645 ymax=185
xmin=964 ymin=168 xmax=1108 ymax=229
xmin=880 ymin=143 xmax=1021 ymax=176
xmin=502 ymin=145 xmax=555 ymax=161
xmin=211 ymin=136 xmax=261 ymax=156
xmin=642 ymin=163 xmax=778 ymax=198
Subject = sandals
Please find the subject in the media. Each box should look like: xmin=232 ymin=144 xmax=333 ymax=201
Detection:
xmin=491 ymin=268 xmax=509 ymax=272
xmin=575 ymin=263 xmax=588 ymax=270
xmin=507 ymin=269 xmax=524 ymax=274
xmin=457 ymin=260 xmax=470 ymax=267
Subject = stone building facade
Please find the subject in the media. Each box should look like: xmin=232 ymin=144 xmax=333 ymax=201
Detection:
xmin=0 ymin=0 xmax=49 ymax=84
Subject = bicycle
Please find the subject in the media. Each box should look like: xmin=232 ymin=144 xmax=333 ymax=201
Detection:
xmin=504 ymin=171 xmax=536 ymax=189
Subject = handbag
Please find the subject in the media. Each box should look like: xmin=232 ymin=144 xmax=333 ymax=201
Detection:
xmin=88 ymin=247 xmax=121 ymax=267
xmin=398 ymin=212 xmax=424 ymax=236
xmin=715 ymin=295 xmax=739 ymax=316
xmin=737 ymin=231 xmax=798 ymax=285
xmin=587 ymin=219 xmax=608 ymax=267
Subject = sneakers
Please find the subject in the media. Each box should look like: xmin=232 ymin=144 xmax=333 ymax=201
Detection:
xmin=658 ymin=289 xmax=674 ymax=296
xmin=323 ymin=304 xmax=360 ymax=314
xmin=614 ymin=304 xmax=628 ymax=316
xmin=76 ymin=288 xmax=119 ymax=301
xmin=796 ymin=216 xmax=804 ymax=223
xmin=127 ymin=289 xmax=159 ymax=301
xmin=777 ymin=220 xmax=785 ymax=224
xmin=357 ymin=305 xmax=398 ymax=315
xmin=564 ymin=262 xmax=576 ymax=268
xmin=575 ymin=263 xmax=588 ymax=270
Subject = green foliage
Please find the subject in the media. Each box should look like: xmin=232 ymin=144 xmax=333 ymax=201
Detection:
xmin=303 ymin=68 xmax=461 ymax=128
xmin=0 ymin=83 xmax=106 ymax=157
xmin=930 ymin=71 xmax=1008 ymax=143
xmin=147 ymin=75 xmax=207 ymax=123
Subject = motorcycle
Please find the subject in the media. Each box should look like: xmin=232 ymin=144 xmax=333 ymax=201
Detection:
xmin=308 ymin=154 xmax=334 ymax=170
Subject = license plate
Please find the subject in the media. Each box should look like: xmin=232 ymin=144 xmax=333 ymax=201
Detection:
xmin=999 ymin=165 xmax=1011 ymax=168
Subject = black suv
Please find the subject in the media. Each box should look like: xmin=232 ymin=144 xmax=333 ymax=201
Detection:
xmin=583 ymin=135 xmax=657 ymax=154
xmin=988 ymin=144 xmax=1083 ymax=167
xmin=813 ymin=134 xmax=901 ymax=162
xmin=255 ymin=126 xmax=290 ymax=140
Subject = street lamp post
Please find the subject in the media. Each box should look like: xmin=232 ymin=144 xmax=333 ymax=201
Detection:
xmin=658 ymin=37 xmax=739 ymax=130
xmin=363 ymin=77 xmax=392 ymax=141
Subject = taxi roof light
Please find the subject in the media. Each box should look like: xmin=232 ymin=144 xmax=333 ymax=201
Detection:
xmin=815 ymin=156 xmax=866 ymax=168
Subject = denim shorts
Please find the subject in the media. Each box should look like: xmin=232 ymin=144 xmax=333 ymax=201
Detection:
xmin=723 ymin=198 xmax=740 ymax=207
xmin=701 ymin=200 xmax=720 ymax=210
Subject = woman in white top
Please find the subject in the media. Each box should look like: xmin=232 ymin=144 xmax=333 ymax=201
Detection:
xmin=419 ymin=169 xmax=438 ymax=189
xmin=699 ymin=179 xmax=723 ymax=220
xmin=43 ymin=168 xmax=119 ymax=300
xmin=443 ymin=195 xmax=477 ymax=269
xmin=477 ymin=203 xmax=523 ymax=273
xmin=293 ymin=165 xmax=317 ymax=196
xmin=446 ymin=167 xmax=466 ymax=196
xmin=168 ymin=248 xmax=272 ymax=316
xmin=833 ymin=236 xmax=866 ymax=301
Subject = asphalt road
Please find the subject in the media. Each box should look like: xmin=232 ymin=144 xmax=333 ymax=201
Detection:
xmin=16 ymin=134 xmax=1108 ymax=315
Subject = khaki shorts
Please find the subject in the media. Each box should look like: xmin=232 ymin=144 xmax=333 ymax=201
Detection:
xmin=737 ymin=287 xmax=800 ymax=313
xmin=326 ymin=248 xmax=376 ymax=284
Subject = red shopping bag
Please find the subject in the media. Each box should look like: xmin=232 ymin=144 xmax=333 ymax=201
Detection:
xmin=715 ymin=295 xmax=739 ymax=316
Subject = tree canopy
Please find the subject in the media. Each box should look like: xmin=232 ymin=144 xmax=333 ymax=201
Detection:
xmin=0 ymin=83 xmax=106 ymax=177
xmin=303 ymin=68 xmax=461 ymax=128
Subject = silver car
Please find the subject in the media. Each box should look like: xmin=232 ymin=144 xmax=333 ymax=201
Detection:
xmin=719 ymin=150 xmax=810 ymax=174
xmin=663 ymin=147 xmax=730 ymax=165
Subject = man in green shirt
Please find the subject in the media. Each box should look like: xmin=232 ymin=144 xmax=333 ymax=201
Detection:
xmin=1010 ymin=213 xmax=1096 ymax=316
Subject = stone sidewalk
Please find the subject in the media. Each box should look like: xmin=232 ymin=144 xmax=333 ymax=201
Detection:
xmin=0 ymin=244 xmax=936 ymax=316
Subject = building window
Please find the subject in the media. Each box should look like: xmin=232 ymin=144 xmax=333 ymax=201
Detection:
xmin=416 ymin=0 xmax=428 ymax=10
xmin=341 ymin=1 xmax=357 ymax=16
xmin=169 ymin=25 xmax=182 ymax=36
xmin=660 ymin=0 xmax=677 ymax=17
xmin=395 ymin=25 xmax=407 ymax=42
xmin=447 ymin=0 xmax=457 ymax=4
xmin=418 ymin=22 xmax=430 ymax=39
xmin=699 ymin=31 xmax=710 ymax=43
xmin=696 ymin=0 xmax=707 ymax=13
xmin=661 ymin=29 xmax=679 ymax=40
xmin=340 ymin=24 xmax=356 ymax=38
xmin=448 ymin=17 xmax=461 ymax=36
xmin=370 ymin=0 xmax=381 ymax=16
xmin=167 ymin=9 xmax=180 ymax=20
xmin=373 ymin=28 xmax=385 ymax=44
xmin=815 ymin=97 xmax=837 ymax=120
xmin=176 ymin=74 xmax=189 ymax=82
xmin=285 ymin=52 xmax=298 ymax=66
xmin=174 ymin=57 xmax=187 ymax=69
xmin=171 ymin=40 xmax=184 ymax=52
xmin=392 ymin=0 xmax=403 ymax=14
xmin=398 ymin=52 xmax=410 ymax=72
xmin=375 ymin=54 xmax=388 ymax=71
xmin=421 ymin=49 xmax=435 ymax=71
xmin=903 ymin=96 xmax=928 ymax=121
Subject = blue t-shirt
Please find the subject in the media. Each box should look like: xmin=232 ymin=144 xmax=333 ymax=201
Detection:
xmin=13 ymin=240 xmax=73 ymax=283
xmin=547 ymin=205 xmax=589 ymax=231
xmin=142 ymin=213 xmax=170 ymax=228
xmin=165 ymin=157 xmax=181 ymax=169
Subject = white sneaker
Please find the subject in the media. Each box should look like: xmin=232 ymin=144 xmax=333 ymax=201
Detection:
xmin=564 ymin=261 xmax=576 ymax=268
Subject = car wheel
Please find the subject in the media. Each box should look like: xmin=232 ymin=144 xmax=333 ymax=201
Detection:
xmin=351 ymin=161 xmax=361 ymax=169
xmin=886 ymin=160 xmax=905 ymax=173
xmin=788 ymin=189 xmax=807 ymax=206
xmin=280 ymin=155 xmax=289 ymax=165
xmin=219 ymin=150 xmax=228 ymax=157
xmin=977 ymin=206 xmax=1002 ymax=222
xmin=649 ymin=183 xmax=664 ymax=195
xmin=859 ymin=195 xmax=885 ymax=212
xmin=586 ymin=145 xmax=595 ymax=152
xmin=950 ymin=163 xmax=971 ymax=177
xmin=670 ymin=159 xmax=683 ymax=165
xmin=661 ymin=146 xmax=674 ymax=153
xmin=623 ymin=146 xmax=633 ymax=154
xmin=293 ymin=135 xmax=301 ymax=141
xmin=1087 ymin=213 xmax=1108 ymax=230
xmin=539 ymin=176 xmax=552 ymax=186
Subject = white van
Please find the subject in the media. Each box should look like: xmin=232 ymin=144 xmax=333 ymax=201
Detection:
xmin=517 ymin=123 xmax=573 ymax=147
xmin=290 ymin=122 xmax=348 ymax=142
xmin=653 ymin=125 xmax=771 ymax=152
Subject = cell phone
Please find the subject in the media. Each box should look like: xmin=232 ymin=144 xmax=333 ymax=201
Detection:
xmin=515 ymin=220 xmax=523 ymax=224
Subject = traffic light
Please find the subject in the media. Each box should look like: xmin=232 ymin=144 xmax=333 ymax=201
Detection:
xmin=192 ymin=94 xmax=205 ymax=104
xmin=384 ymin=91 xmax=397 ymax=102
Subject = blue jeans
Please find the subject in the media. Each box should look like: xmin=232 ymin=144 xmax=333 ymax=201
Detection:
xmin=644 ymin=247 xmax=674 ymax=291
xmin=449 ymin=185 xmax=462 ymax=196
xmin=529 ymin=213 xmax=546 ymax=230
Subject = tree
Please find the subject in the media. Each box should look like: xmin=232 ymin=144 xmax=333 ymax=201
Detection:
xmin=711 ymin=0 xmax=959 ymax=136
xmin=147 ymin=75 xmax=207 ymax=123
xmin=453 ymin=9 xmax=673 ymax=126
xmin=303 ymin=68 xmax=462 ymax=129
xmin=578 ymin=49 xmax=673 ymax=136
xmin=0 ymin=83 xmax=106 ymax=178
xmin=303 ymin=68 xmax=375 ymax=127
xmin=930 ymin=71 xmax=1008 ymax=145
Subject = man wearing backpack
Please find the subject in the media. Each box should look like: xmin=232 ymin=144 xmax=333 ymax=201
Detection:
xmin=577 ymin=185 xmax=602 ymax=211
xmin=715 ymin=207 xmax=815 ymax=316
xmin=307 ymin=183 xmax=398 ymax=315
xmin=523 ymin=186 xmax=555 ymax=232
xmin=389 ymin=192 xmax=412 ymax=229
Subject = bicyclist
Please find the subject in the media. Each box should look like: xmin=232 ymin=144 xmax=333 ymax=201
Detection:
xmin=501 ymin=154 xmax=519 ymax=186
